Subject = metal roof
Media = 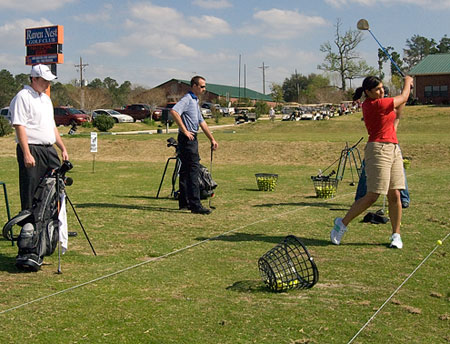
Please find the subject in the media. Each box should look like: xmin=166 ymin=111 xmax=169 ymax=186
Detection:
xmin=157 ymin=79 xmax=273 ymax=101
xmin=409 ymin=54 xmax=450 ymax=75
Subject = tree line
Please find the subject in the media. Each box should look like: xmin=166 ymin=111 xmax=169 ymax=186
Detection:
xmin=272 ymin=19 xmax=449 ymax=104
xmin=1 ymin=21 xmax=447 ymax=110
xmin=0 ymin=71 xmax=167 ymax=110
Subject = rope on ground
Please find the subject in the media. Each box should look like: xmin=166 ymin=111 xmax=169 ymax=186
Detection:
xmin=0 ymin=191 xmax=354 ymax=315
xmin=347 ymin=231 xmax=449 ymax=344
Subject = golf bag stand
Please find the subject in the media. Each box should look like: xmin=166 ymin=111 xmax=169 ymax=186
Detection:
xmin=156 ymin=138 xmax=182 ymax=199
xmin=0 ymin=181 xmax=12 ymax=246
xmin=336 ymin=137 xmax=363 ymax=185
xmin=156 ymin=156 xmax=181 ymax=199
xmin=64 ymin=192 xmax=96 ymax=256
xmin=55 ymin=167 xmax=96 ymax=259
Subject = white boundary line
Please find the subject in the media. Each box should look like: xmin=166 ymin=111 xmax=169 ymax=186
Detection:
xmin=1 ymin=193 xmax=346 ymax=315
xmin=347 ymin=231 xmax=449 ymax=344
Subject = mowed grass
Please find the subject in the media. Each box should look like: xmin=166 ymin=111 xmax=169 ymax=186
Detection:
xmin=0 ymin=106 xmax=449 ymax=344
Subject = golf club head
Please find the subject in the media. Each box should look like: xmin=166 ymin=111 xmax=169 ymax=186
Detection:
xmin=357 ymin=19 xmax=369 ymax=31
xmin=376 ymin=209 xmax=385 ymax=216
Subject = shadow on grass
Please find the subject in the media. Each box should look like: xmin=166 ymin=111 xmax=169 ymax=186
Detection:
xmin=119 ymin=195 xmax=175 ymax=201
xmin=75 ymin=202 xmax=180 ymax=213
xmin=0 ymin=252 xmax=19 ymax=273
xmin=119 ymin=194 xmax=160 ymax=200
xmin=195 ymin=232 xmax=330 ymax=247
xmin=254 ymin=201 xmax=343 ymax=208
xmin=226 ymin=280 xmax=269 ymax=293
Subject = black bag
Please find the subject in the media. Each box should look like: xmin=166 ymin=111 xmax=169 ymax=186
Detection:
xmin=3 ymin=166 xmax=69 ymax=271
xmin=198 ymin=164 xmax=217 ymax=199
xmin=362 ymin=212 xmax=389 ymax=224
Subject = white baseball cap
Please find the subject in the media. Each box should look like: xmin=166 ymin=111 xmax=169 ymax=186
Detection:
xmin=30 ymin=64 xmax=57 ymax=81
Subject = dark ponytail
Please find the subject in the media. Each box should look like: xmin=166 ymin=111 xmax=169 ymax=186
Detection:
xmin=353 ymin=76 xmax=382 ymax=100
xmin=353 ymin=87 xmax=364 ymax=101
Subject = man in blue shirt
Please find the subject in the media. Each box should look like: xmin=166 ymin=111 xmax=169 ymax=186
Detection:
xmin=170 ymin=76 xmax=218 ymax=214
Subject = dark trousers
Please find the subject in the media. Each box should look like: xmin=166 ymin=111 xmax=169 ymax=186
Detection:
xmin=177 ymin=133 xmax=202 ymax=210
xmin=17 ymin=144 xmax=61 ymax=210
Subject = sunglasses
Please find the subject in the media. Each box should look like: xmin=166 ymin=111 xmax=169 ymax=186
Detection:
xmin=197 ymin=84 xmax=206 ymax=89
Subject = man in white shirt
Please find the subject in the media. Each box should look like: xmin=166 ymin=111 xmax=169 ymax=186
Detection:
xmin=10 ymin=64 xmax=69 ymax=210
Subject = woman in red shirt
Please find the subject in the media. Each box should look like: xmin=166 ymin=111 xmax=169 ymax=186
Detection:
xmin=331 ymin=75 xmax=414 ymax=249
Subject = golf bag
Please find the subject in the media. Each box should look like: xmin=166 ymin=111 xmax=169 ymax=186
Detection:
xmin=3 ymin=163 xmax=70 ymax=271
xmin=199 ymin=164 xmax=217 ymax=199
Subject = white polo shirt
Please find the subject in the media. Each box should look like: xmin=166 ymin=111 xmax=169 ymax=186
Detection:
xmin=10 ymin=85 xmax=56 ymax=145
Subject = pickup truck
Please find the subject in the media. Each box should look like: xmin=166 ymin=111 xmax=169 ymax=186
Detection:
xmin=115 ymin=104 xmax=160 ymax=121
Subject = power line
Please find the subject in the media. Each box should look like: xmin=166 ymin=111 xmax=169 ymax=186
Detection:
xmin=74 ymin=56 xmax=89 ymax=87
xmin=258 ymin=62 xmax=269 ymax=95
xmin=74 ymin=57 xmax=89 ymax=109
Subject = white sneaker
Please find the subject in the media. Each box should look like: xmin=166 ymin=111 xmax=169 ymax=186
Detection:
xmin=330 ymin=217 xmax=347 ymax=245
xmin=390 ymin=233 xmax=403 ymax=249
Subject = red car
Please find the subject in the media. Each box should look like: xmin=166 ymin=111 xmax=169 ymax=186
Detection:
xmin=54 ymin=107 xmax=90 ymax=126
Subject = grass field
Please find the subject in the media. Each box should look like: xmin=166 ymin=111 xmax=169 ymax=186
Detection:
xmin=0 ymin=106 xmax=449 ymax=343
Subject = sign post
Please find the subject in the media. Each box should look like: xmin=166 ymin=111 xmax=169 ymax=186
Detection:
xmin=90 ymin=132 xmax=98 ymax=173
xmin=25 ymin=25 xmax=64 ymax=97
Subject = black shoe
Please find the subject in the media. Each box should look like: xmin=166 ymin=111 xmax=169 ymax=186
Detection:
xmin=402 ymin=202 xmax=409 ymax=209
xmin=191 ymin=206 xmax=212 ymax=215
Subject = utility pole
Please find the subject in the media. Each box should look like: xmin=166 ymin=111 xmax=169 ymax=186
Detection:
xmin=258 ymin=62 xmax=269 ymax=95
xmin=238 ymin=54 xmax=241 ymax=103
xmin=75 ymin=56 xmax=89 ymax=109
xmin=244 ymin=63 xmax=247 ymax=99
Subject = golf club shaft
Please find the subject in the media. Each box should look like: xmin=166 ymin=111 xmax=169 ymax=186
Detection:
xmin=368 ymin=30 xmax=405 ymax=77
xmin=209 ymin=146 xmax=213 ymax=208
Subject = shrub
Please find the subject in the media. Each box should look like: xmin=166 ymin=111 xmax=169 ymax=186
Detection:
xmin=142 ymin=117 xmax=154 ymax=126
xmin=212 ymin=108 xmax=222 ymax=124
xmin=0 ymin=116 xmax=13 ymax=137
xmin=93 ymin=114 xmax=114 ymax=132
xmin=81 ymin=121 xmax=93 ymax=128
xmin=254 ymin=101 xmax=269 ymax=118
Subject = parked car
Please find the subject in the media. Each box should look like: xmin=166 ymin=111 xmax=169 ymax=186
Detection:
xmin=114 ymin=104 xmax=156 ymax=121
xmin=152 ymin=107 xmax=163 ymax=120
xmin=201 ymin=108 xmax=212 ymax=119
xmin=161 ymin=102 xmax=176 ymax=125
xmin=54 ymin=106 xmax=91 ymax=126
xmin=0 ymin=107 xmax=11 ymax=123
xmin=92 ymin=109 xmax=134 ymax=123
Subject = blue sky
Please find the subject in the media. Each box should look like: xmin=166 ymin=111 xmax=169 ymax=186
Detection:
xmin=0 ymin=0 xmax=449 ymax=92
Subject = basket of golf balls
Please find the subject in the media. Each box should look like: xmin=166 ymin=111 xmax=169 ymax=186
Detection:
xmin=403 ymin=157 xmax=411 ymax=169
xmin=311 ymin=176 xmax=338 ymax=199
xmin=258 ymin=235 xmax=319 ymax=292
xmin=255 ymin=173 xmax=278 ymax=191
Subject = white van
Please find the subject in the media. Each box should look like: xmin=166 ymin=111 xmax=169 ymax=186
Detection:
xmin=1 ymin=107 xmax=11 ymax=123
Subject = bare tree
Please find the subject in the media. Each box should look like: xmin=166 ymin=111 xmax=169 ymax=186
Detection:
xmin=129 ymin=87 xmax=167 ymax=109
xmin=318 ymin=18 xmax=364 ymax=91
xmin=66 ymin=87 xmax=111 ymax=111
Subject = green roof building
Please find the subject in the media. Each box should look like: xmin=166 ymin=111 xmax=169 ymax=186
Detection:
xmin=409 ymin=54 xmax=450 ymax=105
xmin=155 ymin=78 xmax=274 ymax=105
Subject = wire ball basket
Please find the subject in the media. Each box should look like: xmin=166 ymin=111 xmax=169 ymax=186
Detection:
xmin=311 ymin=176 xmax=338 ymax=199
xmin=258 ymin=235 xmax=319 ymax=292
xmin=255 ymin=173 xmax=278 ymax=191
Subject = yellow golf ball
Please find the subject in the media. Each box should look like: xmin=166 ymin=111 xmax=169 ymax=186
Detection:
xmin=437 ymin=240 xmax=442 ymax=245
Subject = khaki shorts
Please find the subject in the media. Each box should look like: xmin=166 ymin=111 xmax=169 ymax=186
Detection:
xmin=364 ymin=142 xmax=405 ymax=195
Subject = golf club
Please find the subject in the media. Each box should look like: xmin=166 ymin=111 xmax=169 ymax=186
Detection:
xmin=357 ymin=19 xmax=405 ymax=77
xmin=209 ymin=145 xmax=216 ymax=209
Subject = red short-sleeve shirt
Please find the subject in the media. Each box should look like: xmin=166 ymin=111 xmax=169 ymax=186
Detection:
xmin=362 ymin=97 xmax=398 ymax=143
